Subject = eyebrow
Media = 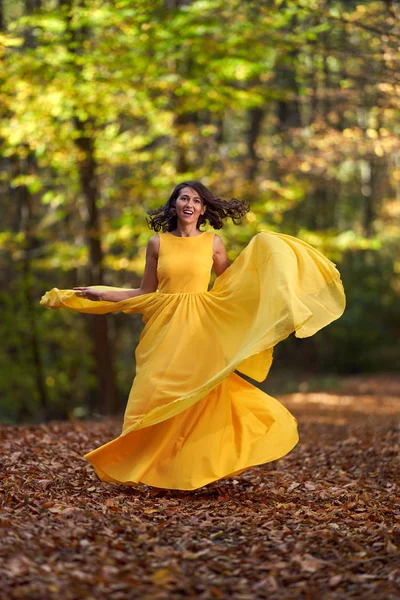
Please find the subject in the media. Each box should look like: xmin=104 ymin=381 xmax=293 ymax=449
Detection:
xmin=180 ymin=193 xmax=201 ymax=200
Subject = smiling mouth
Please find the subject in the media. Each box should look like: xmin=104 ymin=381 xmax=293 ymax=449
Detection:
xmin=183 ymin=209 xmax=194 ymax=215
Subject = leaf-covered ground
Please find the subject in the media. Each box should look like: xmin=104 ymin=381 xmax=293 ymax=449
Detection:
xmin=1 ymin=375 xmax=399 ymax=599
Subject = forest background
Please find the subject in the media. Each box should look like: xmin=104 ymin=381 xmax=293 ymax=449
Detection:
xmin=1 ymin=0 xmax=399 ymax=423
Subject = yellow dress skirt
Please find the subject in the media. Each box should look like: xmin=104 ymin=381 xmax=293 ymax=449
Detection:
xmin=40 ymin=231 xmax=346 ymax=490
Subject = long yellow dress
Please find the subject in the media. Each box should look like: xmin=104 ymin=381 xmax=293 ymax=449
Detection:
xmin=40 ymin=230 xmax=346 ymax=490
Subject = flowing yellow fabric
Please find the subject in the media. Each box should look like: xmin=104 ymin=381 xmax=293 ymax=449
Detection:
xmin=40 ymin=230 xmax=346 ymax=490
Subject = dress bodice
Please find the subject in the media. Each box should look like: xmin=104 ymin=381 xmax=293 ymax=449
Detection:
xmin=157 ymin=231 xmax=215 ymax=294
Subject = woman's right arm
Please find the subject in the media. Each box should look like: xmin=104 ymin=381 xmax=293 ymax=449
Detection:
xmin=74 ymin=235 xmax=160 ymax=302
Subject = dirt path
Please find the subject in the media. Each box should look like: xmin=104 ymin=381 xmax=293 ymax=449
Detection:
xmin=1 ymin=376 xmax=399 ymax=599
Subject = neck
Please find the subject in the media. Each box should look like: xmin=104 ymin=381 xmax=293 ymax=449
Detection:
xmin=173 ymin=223 xmax=201 ymax=237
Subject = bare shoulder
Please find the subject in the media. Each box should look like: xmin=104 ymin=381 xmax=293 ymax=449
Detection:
xmin=212 ymin=234 xmax=226 ymax=254
xmin=147 ymin=234 xmax=160 ymax=257
xmin=212 ymin=234 xmax=230 ymax=275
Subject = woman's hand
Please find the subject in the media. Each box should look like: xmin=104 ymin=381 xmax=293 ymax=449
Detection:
xmin=73 ymin=287 xmax=103 ymax=301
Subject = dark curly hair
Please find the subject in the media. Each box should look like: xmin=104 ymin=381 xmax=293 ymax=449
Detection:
xmin=147 ymin=181 xmax=250 ymax=232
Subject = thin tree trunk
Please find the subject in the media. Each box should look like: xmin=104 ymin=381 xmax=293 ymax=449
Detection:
xmin=174 ymin=112 xmax=192 ymax=174
xmin=25 ymin=0 xmax=41 ymax=13
xmin=74 ymin=120 xmax=119 ymax=415
xmin=362 ymin=156 xmax=385 ymax=238
xmin=173 ymin=103 xmax=197 ymax=174
xmin=246 ymin=107 xmax=264 ymax=183
xmin=13 ymin=153 xmax=49 ymax=420
xmin=276 ymin=49 xmax=301 ymax=129
xmin=165 ymin=0 xmax=197 ymax=173
xmin=61 ymin=0 xmax=118 ymax=415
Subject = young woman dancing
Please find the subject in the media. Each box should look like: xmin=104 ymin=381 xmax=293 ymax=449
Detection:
xmin=41 ymin=181 xmax=345 ymax=490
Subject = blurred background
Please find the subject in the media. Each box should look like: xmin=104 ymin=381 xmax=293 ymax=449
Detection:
xmin=0 ymin=0 xmax=399 ymax=423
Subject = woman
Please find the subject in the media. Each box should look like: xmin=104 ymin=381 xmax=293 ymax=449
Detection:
xmin=41 ymin=181 xmax=346 ymax=490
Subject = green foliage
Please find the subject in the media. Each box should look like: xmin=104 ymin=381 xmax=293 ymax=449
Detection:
xmin=0 ymin=271 xmax=96 ymax=423
xmin=0 ymin=0 xmax=399 ymax=421
xmin=273 ymin=244 xmax=400 ymax=374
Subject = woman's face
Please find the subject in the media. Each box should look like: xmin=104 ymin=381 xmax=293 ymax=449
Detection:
xmin=175 ymin=186 xmax=206 ymax=226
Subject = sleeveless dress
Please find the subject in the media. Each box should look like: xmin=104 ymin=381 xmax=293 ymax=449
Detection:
xmin=40 ymin=230 xmax=346 ymax=490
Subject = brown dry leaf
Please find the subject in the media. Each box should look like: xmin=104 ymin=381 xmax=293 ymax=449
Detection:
xmin=287 ymin=482 xmax=301 ymax=492
xmin=386 ymin=540 xmax=398 ymax=554
xmin=293 ymin=553 xmax=325 ymax=573
xmin=151 ymin=568 xmax=174 ymax=585
xmin=253 ymin=575 xmax=279 ymax=591
xmin=329 ymin=574 xmax=343 ymax=587
xmin=0 ymin=375 xmax=399 ymax=599
xmin=304 ymin=481 xmax=316 ymax=490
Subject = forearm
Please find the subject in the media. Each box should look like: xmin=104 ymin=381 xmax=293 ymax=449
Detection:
xmin=100 ymin=288 xmax=144 ymax=302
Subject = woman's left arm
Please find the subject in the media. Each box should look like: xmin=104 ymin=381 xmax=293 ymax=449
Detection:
xmin=213 ymin=235 xmax=230 ymax=276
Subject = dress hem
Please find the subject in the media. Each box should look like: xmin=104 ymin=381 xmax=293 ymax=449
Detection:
xmin=84 ymin=429 xmax=299 ymax=491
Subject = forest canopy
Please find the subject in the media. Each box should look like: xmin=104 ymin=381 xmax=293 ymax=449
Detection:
xmin=0 ymin=0 xmax=399 ymax=422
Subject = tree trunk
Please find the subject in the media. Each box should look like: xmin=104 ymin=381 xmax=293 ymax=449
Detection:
xmin=362 ymin=156 xmax=385 ymax=238
xmin=25 ymin=0 xmax=41 ymax=13
xmin=12 ymin=153 xmax=49 ymax=420
xmin=61 ymin=0 xmax=119 ymax=416
xmin=174 ymin=112 xmax=194 ymax=174
xmin=275 ymin=10 xmax=301 ymax=130
xmin=74 ymin=120 xmax=119 ymax=415
xmin=174 ymin=106 xmax=198 ymax=173
xmin=246 ymin=107 xmax=264 ymax=183
xmin=276 ymin=51 xmax=301 ymax=130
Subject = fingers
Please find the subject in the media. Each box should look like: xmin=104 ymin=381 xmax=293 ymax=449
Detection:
xmin=73 ymin=286 xmax=101 ymax=301
xmin=73 ymin=287 xmax=91 ymax=298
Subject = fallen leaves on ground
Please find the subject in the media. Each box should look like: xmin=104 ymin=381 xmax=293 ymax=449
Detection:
xmin=1 ymin=376 xmax=399 ymax=599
